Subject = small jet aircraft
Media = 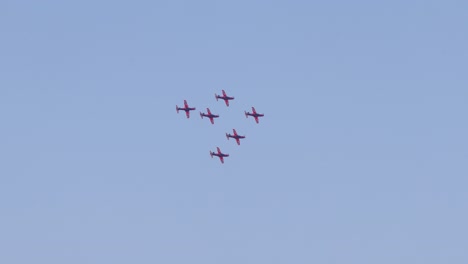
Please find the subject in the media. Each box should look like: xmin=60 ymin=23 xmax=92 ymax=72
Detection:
xmin=226 ymin=129 xmax=245 ymax=145
xmin=200 ymin=108 xmax=219 ymax=124
xmin=215 ymin=90 xmax=234 ymax=106
xmin=245 ymin=107 xmax=264 ymax=123
xmin=210 ymin=147 xmax=229 ymax=164
xmin=176 ymin=100 xmax=196 ymax=118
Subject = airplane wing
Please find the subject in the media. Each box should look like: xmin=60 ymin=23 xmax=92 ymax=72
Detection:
xmin=184 ymin=100 xmax=188 ymax=108
xmin=219 ymin=156 xmax=224 ymax=164
xmin=252 ymin=107 xmax=256 ymax=114
xmin=217 ymin=147 xmax=221 ymax=153
xmin=210 ymin=117 xmax=214 ymax=124
xmin=186 ymin=111 xmax=190 ymax=118
xmin=236 ymin=138 xmax=240 ymax=145
xmin=207 ymin=108 xmax=211 ymax=114
xmin=233 ymin=129 xmax=237 ymax=136
xmin=222 ymin=90 xmax=227 ymax=96
xmin=254 ymin=116 xmax=259 ymax=123
xmin=225 ymin=99 xmax=229 ymax=106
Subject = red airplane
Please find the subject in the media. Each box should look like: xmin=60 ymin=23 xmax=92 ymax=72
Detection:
xmin=245 ymin=107 xmax=264 ymax=123
xmin=200 ymin=107 xmax=219 ymax=124
xmin=210 ymin=147 xmax=229 ymax=164
xmin=215 ymin=90 xmax=234 ymax=106
xmin=226 ymin=129 xmax=245 ymax=145
xmin=176 ymin=100 xmax=196 ymax=118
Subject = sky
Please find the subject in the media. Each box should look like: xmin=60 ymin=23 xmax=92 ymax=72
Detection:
xmin=0 ymin=0 xmax=467 ymax=263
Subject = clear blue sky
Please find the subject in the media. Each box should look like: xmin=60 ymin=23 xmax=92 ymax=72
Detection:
xmin=1 ymin=1 xmax=467 ymax=263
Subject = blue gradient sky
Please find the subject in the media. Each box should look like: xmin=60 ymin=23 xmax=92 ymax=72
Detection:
xmin=1 ymin=1 xmax=467 ymax=263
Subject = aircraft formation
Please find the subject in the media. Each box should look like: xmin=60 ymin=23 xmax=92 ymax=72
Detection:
xmin=176 ymin=90 xmax=264 ymax=164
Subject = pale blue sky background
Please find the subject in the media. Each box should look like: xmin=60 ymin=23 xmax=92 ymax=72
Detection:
xmin=1 ymin=1 xmax=467 ymax=263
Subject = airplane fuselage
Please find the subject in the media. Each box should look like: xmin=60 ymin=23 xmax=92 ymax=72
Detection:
xmin=179 ymin=107 xmax=195 ymax=112
xmin=213 ymin=153 xmax=228 ymax=157
xmin=228 ymin=135 xmax=245 ymax=139
xmin=217 ymin=96 xmax=234 ymax=100
xmin=201 ymin=113 xmax=219 ymax=118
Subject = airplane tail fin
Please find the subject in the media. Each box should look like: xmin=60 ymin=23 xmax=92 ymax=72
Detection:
xmin=210 ymin=151 xmax=213 ymax=158
xmin=200 ymin=112 xmax=203 ymax=118
xmin=215 ymin=93 xmax=218 ymax=101
xmin=226 ymin=133 xmax=229 ymax=140
xmin=176 ymin=105 xmax=179 ymax=113
xmin=245 ymin=111 xmax=248 ymax=118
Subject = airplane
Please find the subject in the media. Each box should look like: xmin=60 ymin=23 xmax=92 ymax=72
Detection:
xmin=215 ymin=90 xmax=234 ymax=106
xmin=176 ymin=100 xmax=196 ymax=118
xmin=226 ymin=129 xmax=245 ymax=145
xmin=210 ymin=147 xmax=229 ymax=164
xmin=199 ymin=107 xmax=219 ymax=124
xmin=245 ymin=107 xmax=264 ymax=123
